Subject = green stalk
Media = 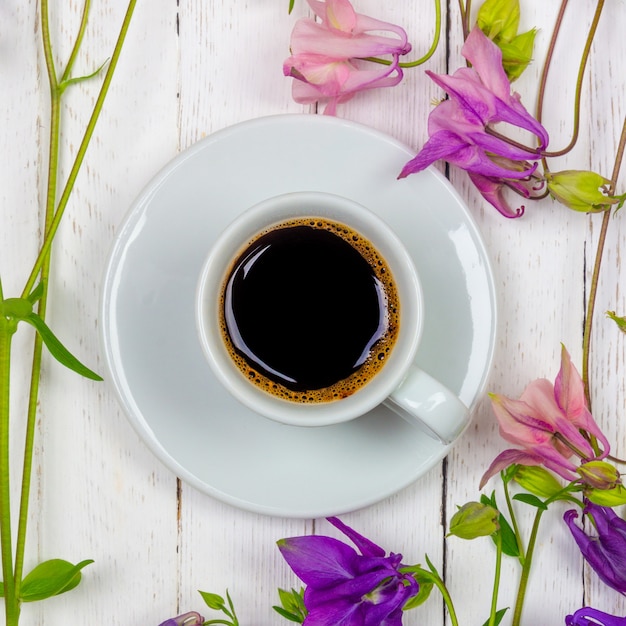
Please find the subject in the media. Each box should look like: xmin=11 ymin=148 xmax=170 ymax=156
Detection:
xmin=503 ymin=478 xmax=525 ymax=562
xmin=539 ymin=0 xmax=605 ymax=160
xmin=4 ymin=1 xmax=138 ymax=623
xmin=581 ymin=116 xmax=626 ymax=408
xmin=0 ymin=322 xmax=18 ymax=625
xmin=12 ymin=0 xmax=63 ymax=596
xmin=363 ymin=0 xmax=441 ymax=68
xmin=488 ymin=531 xmax=503 ymax=626
xmin=22 ymin=0 xmax=139 ymax=298
xmin=511 ymin=508 xmax=544 ymax=626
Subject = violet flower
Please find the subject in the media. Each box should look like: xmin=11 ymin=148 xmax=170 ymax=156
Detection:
xmin=277 ymin=516 xmax=418 ymax=626
xmin=399 ymin=25 xmax=549 ymax=218
xmin=564 ymin=502 xmax=626 ymax=595
xmin=284 ymin=0 xmax=411 ymax=115
xmin=566 ymin=607 xmax=626 ymax=625
xmin=158 ymin=611 xmax=205 ymax=626
xmin=480 ymin=345 xmax=609 ymax=488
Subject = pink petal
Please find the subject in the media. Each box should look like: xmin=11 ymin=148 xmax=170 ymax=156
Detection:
xmin=490 ymin=392 xmax=556 ymax=446
xmin=479 ymin=449 xmax=543 ymax=489
xmin=461 ymin=26 xmax=510 ymax=101
xmin=467 ymin=172 xmax=524 ymax=218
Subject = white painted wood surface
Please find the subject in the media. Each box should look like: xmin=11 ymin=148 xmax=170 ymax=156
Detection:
xmin=1 ymin=1 xmax=625 ymax=624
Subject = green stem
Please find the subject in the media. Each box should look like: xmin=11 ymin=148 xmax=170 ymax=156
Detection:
xmin=10 ymin=0 xmax=138 ymax=616
xmin=400 ymin=0 xmax=441 ymax=67
xmin=503 ymin=478 xmax=526 ymax=562
xmin=488 ymin=531 xmax=503 ymax=626
xmin=13 ymin=0 xmax=63 ymax=594
xmin=22 ymin=0 xmax=139 ymax=298
xmin=581 ymin=116 xmax=626 ymax=408
xmin=539 ymin=0 xmax=605 ymax=160
xmin=511 ymin=508 xmax=544 ymax=626
xmin=426 ymin=569 xmax=459 ymax=626
xmin=0 ymin=321 xmax=19 ymax=625
xmin=60 ymin=0 xmax=91 ymax=85
xmin=363 ymin=0 xmax=441 ymax=69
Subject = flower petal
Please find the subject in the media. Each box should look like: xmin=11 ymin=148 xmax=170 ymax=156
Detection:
xmin=278 ymin=536 xmax=361 ymax=588
xmin=461 ymin=26 xmax=511 ymax=101
xmin=327 ymin=517 xmax=385 ymax=557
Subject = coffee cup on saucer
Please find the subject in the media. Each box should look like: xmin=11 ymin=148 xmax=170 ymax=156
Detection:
xmin=195 ymin=191 xmax=469 ymax=444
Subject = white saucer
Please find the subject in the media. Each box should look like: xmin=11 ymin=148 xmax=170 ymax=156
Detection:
xmin=100 ymin=114 xmax=497 ymax=518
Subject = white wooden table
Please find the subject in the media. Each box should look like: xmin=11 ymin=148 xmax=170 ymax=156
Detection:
xmin=2 ymin=1 xmax=626 ymax=624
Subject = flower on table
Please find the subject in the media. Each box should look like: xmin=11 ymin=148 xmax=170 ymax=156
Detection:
xmin=480 ymin=345 xmax=610 ymax=488
xmin=277 ymin=516 xmax=419 ymax=625
xmin=399 ymin=25 xmax=548 ymax=218
xmin=158 ymin=611 xmax=205 ymax=626
xmin=283 ymin=0 xmax=411 ymax=115
xmin=564 ymin=501 xmax=626 ymax=595
xmin=566 ymin=607 xmax=626 ymax=625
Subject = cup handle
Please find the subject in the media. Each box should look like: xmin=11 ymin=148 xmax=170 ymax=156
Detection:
xmin=383 ymin=365 xmax=470 ymax=444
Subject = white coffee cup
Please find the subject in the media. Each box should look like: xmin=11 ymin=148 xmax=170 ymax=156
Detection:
xmin=195 ymin=191 xmax=469 ymax=444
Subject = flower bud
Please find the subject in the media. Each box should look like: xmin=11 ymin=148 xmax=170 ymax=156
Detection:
xmin=512 ymin=465 xmax=563 ymax=498
xmin=476 ymin=0 xmax=520 ymax=42
xmin=448 ymin=502 xmax=499 ymax=540
xmin=500 ymin=29 xmax=536 ymax=81
xmin=585 ymin=484 xmax=626 ymax=507
xmin=546 ymin=170 xmax=625 ymax=213
xmin=577 ymin=460 xmax=621 ymax=490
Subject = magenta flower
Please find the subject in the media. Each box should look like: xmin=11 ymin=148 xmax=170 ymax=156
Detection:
xmin=399 ymin=25 xmax=549 ymax=218
xmin=277 ymin=516 xmax=418 ymax=626
xmin=480 ymin=345 xmax=609 ymax=488
xmin=283 ymin=0 xmax=411 ymax=115
xmin=566 ymin=607 xmax=626 ymax=625
xmin=564 ymin=502 xmax=626 ymax=595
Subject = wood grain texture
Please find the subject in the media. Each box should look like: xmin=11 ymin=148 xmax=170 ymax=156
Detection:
xmin=1 ymin=1 xmax=625 ymax=625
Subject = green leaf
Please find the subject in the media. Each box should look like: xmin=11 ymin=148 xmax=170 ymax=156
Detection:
xmin=26 ymin=282 xmax=45 ymax=304
xmin=496 ymin=511 xmax=520 ymax=557
xmin=480 ymin=492 xmax=520 ymax=557
xmin=199 ymin=590 xmax=226 ymax=610
xmin=288 ymin=0 xmax=295 ymax=13
xmin=607 ymin=311 xmax=626 ymax=334
xmin=481 ymin=607 xmax=510 ymax=626
xmin=272 ymin=606 xmax=304 ymax=623
xmin=402 ymin=581 xmax=434 ymax=610
xmin=513 ymin=493 xmax=548 ymax=510
xmin=23 ymin=312 xmax=102 ymax=381
xmin=20 ymin=558 xmax=93 ymax=602
xmin=59 ymin=58 xmax=110 ymax=94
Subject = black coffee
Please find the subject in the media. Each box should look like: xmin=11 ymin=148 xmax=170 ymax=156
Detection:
xmin=219 ymin=217 xmax=399 ymax=403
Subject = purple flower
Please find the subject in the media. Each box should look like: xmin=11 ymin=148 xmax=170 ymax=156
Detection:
xmin=399 ymin=25 xmax=549 ymax=218
xmin=277 ymin=516 xmax=418 ymax=626
xmin=566 ymin=607 xmax=626 ymax=625
xmin=564 ymin=502 xmax=626 ymax=594
xmin=158 ymin=611 xmax=204 ymax=626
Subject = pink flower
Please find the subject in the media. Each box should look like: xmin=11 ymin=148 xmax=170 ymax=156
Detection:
xmin=399 ymin=26 xmax=548 ymax=218
xmin=480 ymin=345 xmax=609 ymax=488
xmin=283 ymin=0 xmax=411 ymax=115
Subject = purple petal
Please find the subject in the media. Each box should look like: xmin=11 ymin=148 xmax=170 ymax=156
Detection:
xmin=398 ymin=130 xmax=470 ymax=178
xmin=564 ymin=507 xmax=626 ymax=594
xmin=327 ymin=517 xmax=385 ymax=557
xmin=566 ymin=607 xmax=626 ymax=625
xmin=467 ymin=172 xmax=524 ymax=218
xmin=305 ymin=567 xmax=400 ymax=608
xmin=278 ymin=536 xmax=361 ymax=588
